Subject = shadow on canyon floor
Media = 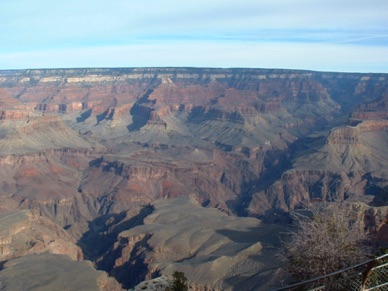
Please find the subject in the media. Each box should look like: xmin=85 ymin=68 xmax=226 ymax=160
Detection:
xmin=77 ymin=204 xmax=154 ymax=262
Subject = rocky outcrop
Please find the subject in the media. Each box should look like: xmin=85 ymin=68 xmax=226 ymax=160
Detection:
xmin=0 ymin=148 xmax=104 ymax=235
xmin=0 ymin=253 xmax=123 ymax=291
xmin=76 ymin=145 xmax=291 ymax=217
xmin=350 ymin=93 xmax=388 ymax=120
xmin=247 ymin=169 xmax=369 ymax=221
xmin=248 ymin=118 xmax=388 ymax=220
xmin=96 ymin=198 xmax=285 ymax=290
xmin=0 ymin=210 xmax=82 ymax=261
xmin=0 ymin=109 xmax=31 ymax=120
xmin=327 ymin=120 xmax=388 ymax=145
xmin=0 ymin=88 xmax=34 ymax=120
xmin=79 ymin=154 xmax=236 ymax=213
xmin=327 ymin=127 xmax=360 ymax=144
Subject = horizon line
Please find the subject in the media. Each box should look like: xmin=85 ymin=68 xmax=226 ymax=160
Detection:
xmin=0 ymin=66 xmax=386 ymax=75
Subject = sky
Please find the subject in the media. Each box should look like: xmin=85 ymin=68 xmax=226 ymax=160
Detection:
xmin=1 ymin=0 xmax=388 ymax=72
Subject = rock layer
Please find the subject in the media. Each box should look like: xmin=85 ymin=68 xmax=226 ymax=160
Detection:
xmin=0 ymin=67 xmax=387 ymax=225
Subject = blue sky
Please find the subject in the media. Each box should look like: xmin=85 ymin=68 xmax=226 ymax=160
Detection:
xmin=1 ymin=0 xmax=387 ymax=72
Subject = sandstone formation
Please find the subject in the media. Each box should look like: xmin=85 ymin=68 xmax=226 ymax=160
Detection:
xmin=0 ymin=67 xmax=387 ymax=289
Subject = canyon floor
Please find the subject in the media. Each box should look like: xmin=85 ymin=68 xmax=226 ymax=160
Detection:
xmin=0 ymin=67 xmax=387 ymax=290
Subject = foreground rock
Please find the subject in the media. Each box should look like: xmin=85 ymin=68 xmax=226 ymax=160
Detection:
xmin=0 ymin=210 xmax=82 ymax=261
xmin=0 ymin=253 xmax=122 ymax=291
xmin=98 ymin=198 xmax=285 ymax=290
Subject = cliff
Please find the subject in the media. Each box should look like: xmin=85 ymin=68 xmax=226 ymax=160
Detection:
xmin=0 ymin=67 xmax=387 ymax=224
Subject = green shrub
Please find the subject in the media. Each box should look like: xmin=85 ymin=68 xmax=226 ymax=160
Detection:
xmin=170 ymin=271 xmax=188 ymax=291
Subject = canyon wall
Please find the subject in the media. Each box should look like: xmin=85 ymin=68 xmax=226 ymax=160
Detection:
xmin=0 ymin=67 xmax=387 ymax=221
xmin=0 ymin=67 xmax=387 ymax=289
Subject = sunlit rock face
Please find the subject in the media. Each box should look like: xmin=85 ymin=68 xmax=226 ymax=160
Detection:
xmin=0 ymin=68 xmax=387 ymax=217
xmin=0 ymin=67 xmax=387 ymax=290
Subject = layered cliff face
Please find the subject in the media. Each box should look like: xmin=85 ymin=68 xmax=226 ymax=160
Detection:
xmin=0 ymin=67 xmax=349 ymax=221
xmin=248 ymin=94 xmax=388 ymax=221
xmin=0 ymin=67 xmax=387 ymax=218
xmin=0 ymin=67 xmax=387 ymax=289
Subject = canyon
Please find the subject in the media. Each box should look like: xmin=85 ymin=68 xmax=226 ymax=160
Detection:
xmin=0 ymin=67 xmax=387 ymax=290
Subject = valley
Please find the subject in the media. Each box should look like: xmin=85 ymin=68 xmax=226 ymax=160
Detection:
xmin=0 ymin=67 xmax=387 ymax=290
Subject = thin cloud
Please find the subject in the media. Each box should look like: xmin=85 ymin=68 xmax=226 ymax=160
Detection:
xmin=336 ymin=34 xmax=388 ymax=44
xmin=0 ymin=0 xmax=387 ymax=72
xmin=1 ymin=41 xmax=387 ymax=73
